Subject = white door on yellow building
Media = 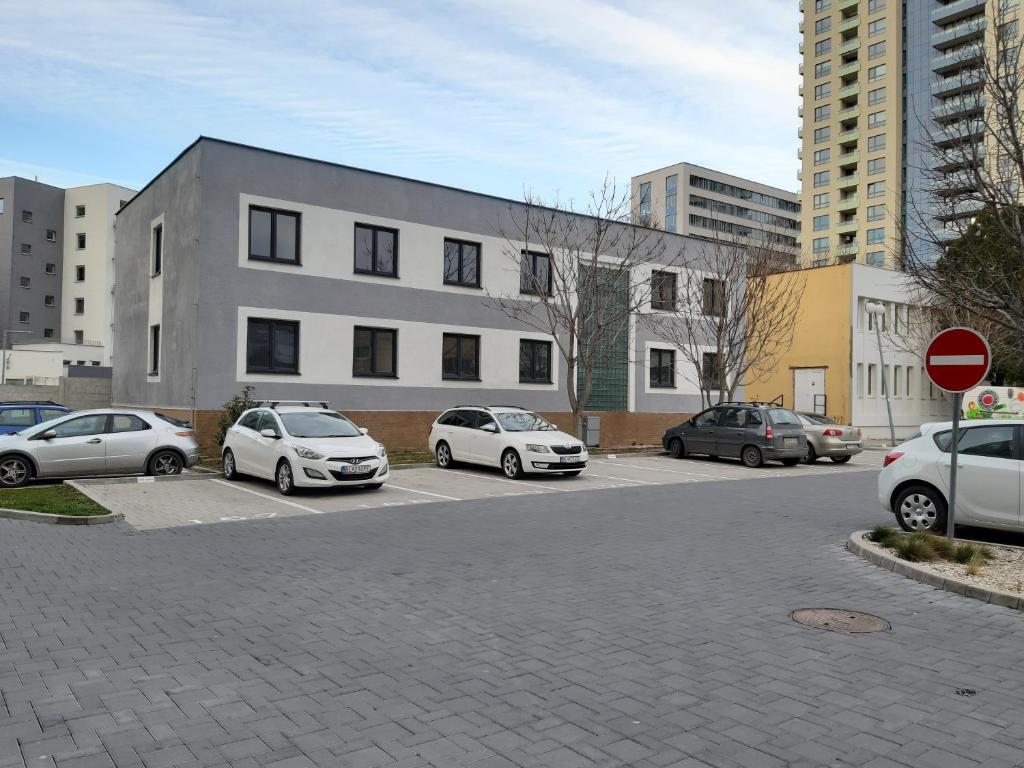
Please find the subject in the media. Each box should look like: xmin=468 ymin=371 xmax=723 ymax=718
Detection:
xmin=794 ymin=368 xmax=826 ymax=415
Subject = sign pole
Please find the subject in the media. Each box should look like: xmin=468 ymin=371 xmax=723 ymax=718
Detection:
xmin=946 ymin=392 xmax=962 ymax=541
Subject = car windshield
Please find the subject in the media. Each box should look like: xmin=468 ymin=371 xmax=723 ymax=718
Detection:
xmin=768 ymin=408 xmax=802 ymax=426
xmin=280 ymin=411 xmax=363 ymax=438
xmin=15 ymin=413 xmax=73 ymax=438
xmin=495 ymin=411 xmax=556 ymax=432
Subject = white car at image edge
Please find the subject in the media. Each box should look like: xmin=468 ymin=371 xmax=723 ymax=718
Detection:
xmin=878 ymin=419 xmax=1023 ymax=533
xmin=428 ymin=405 xmax=588 ymax=479
xmin=222 ymin=404 xmax=389 ymax=494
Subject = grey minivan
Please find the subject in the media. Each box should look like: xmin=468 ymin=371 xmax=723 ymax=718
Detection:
xmin=662 ymin=403 xmax=807 ymax=467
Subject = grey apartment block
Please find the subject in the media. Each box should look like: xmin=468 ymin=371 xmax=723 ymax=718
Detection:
xmin=114 ymin=138 xmax=722 ymax=416
xmin=631 ymin=162 xmax=801 ymax=253
xmin=0 ymin=177 xmax=64 ymax=341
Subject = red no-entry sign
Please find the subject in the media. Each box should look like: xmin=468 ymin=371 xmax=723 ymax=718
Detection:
xmin=925 ymin=327 xmax=991 ymax=393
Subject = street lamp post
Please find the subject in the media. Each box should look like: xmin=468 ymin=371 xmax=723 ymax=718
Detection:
xmin=0 ymin=329 xmax=32 ymax=385
xmin=865 ymin=302 xmax=897 ymax=446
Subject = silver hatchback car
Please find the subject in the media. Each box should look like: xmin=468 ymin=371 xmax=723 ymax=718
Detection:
xmin=0 ymin=408 xmax=200 ymax=487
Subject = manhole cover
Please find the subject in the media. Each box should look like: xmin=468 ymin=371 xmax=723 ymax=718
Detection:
xmin=791 ymin=608 xmax=890 ymax=633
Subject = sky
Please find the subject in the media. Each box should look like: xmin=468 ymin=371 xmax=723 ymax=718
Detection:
xmin=0 ymin=0 xmax=801 ymax=205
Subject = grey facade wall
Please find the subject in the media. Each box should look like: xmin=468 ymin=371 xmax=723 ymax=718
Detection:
xmin=111 ymin=146 xmax=201 ymax=409
xmin=0 ymin=178 xmax=65 ymax=340
xmin=115 ymin=138 xmax=713 ymax=414
xmin=0 ymin=375 xmax=111 ymax=411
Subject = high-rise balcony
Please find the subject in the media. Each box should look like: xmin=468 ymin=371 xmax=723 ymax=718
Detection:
xmin=934 ymin=119 xmax=985 ymax=147
xmin=839 ymin=15 xmax=860 ymax=33
xmin=931 ymin=93 xmax=984 ymax=122
xmin=838 ymin=82 xmax=861 ymax=99
xmin=838 ymin=37 xmax=861 ymax=55
xmin=838 ymin=127 xmax=860 ymax=144
xmin=837 ymin=174 xmax=860 ymax=190
xmin=838 ymin=0 xmax=859 ymax=9
xmin=931 ymin=0 xmax=986 ymax=26
xmin=838 ymin=105 xmax=860 ymax=121
xmin=932 ymin=68 xmax=984 ymax=98
xmin=838 ymin=150 xmax=859 ymax=166
xmin=932 ymin=16 xmax=986 ymax=50
xmin=933 ymin=144 xmax=985 ymax=172
xmin=838 ymin=60 xmax=860 ymax=78
xmin=935 ymin=198 xmax=986 ymax=222
xmin=837 ymin=195 xmax=859 ymax=211
xmin=838 ymin=242 xmax=859 ymax=256
xmin=836 ymin=219 xmax=859 ymax=235
xmin=931 ymin=43 xmax=984 ymax=75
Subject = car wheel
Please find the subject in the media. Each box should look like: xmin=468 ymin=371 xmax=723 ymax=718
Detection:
xmin=222 ymin=449 xmax=238 ymax=480
xmin=781 ymin=458 xmax=800 ymax=467
xmin=563 ymin=470 xmax=583 ymax=477
xmin=802 ymin=443 xmax=817 ymax=464
xmin=741 ymin=445 xmax=764 ymax=468
xmin=668 ymin=438 xmax=686 ymax=459
xmin=895 ymin=485 xmax=947 ymax=532
xmin=276 ymin=460 xmax=296 ymax=495
xmin=0 ymin=455 xmax=31 ymax=488
xmin=831 ymin=455 xmax=852 ymax=464
xmin=502 ymin=449 xmax=524 ymax=480
xmin=148 ymin=450 xmax=183 ymax=477
xmin=435 ymin=441 xmax=454 ymax=469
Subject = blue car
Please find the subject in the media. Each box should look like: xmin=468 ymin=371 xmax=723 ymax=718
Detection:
xmin=0 ymin=401 xmax=72 ymax=435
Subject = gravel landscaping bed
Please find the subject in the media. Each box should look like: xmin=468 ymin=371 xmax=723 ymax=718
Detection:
xmin=861 ymin=531 xmax=1024 ymax=595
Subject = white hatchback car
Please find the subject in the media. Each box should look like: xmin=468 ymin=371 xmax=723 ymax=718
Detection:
xmin=879 ymin=419 xmax=1022 ymax=533
xmin=222 ymin=404 xmax=389 ymax=495
xmin=428 ymin=405 xmax=588 ymax=479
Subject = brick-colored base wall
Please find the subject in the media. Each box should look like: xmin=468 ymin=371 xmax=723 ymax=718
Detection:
xmin=138 ymin=407 xmax=694 ymax=459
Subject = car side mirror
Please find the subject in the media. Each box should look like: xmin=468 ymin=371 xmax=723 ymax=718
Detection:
xmin=359 ymin=427 xmax=369 ymax=435
xmin=259 ymin=428 xmax=280 ymax=439
xmin=687 ymin=417 xmax=695 ymax=426
xmin=37 ymin=429 xmax=57 ymax=440
xmin=480 ymin=423 xmax=498 ymax=433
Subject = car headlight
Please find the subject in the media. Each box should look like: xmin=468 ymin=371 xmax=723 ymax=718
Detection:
xmin=525 ymin=444 xmax=551 ymax=453
xmin=288 ymin=444 xmax=323 ymax=460
xmin=377 ymin=443 xmax=387 ymax=458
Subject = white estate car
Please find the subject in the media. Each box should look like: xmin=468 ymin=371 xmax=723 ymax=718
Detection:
xmin=879 ymin=419 xmax=1022 ymax=533
xmin=222 ymin=404 xmax=389 ymax=495
xmin=428 ymin=405 xmax=588 ymax=479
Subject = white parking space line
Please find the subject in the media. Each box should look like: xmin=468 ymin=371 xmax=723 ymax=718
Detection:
xmin=595 ymin=460 xmax=723 ymax=478
xmin=211 ymin=479 xmax=326 ymax=514
xmin=584 ymin=471 xmax=660 ymax=485
xmin=430 ymin=467 xmax=572 ymax=492
xmin=386 ymin=483 xmax=462 ymax=501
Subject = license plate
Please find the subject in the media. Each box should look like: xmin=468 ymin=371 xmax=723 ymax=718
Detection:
xmin=848 ymin=442 xmax=861 ymax=449
xmin=783 ymin=437 xmax=798 ymax=447
xmin=559 ymin=456 xmax=570 ymax=463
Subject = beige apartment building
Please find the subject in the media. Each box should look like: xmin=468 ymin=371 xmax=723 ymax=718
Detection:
xmin=630 ymin=163 xmax=800 ymax=254
xmin=798 ymin=0 xmax=903 ymax=267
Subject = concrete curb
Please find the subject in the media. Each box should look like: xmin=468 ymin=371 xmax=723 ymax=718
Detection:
xmin=0 ymin=506 xmax=123 ymax=526
xmin=69 ymin=473 xmax=218 ymax=486
xmin=847 ymin=530 xmax=1024 ymax=611
xmin=390 ymin=449 xmax=666 ymax=471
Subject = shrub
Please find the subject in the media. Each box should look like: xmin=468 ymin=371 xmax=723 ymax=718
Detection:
xmin=924 ymin=533 xmax=955 ymax=560
xmin=215 ymin=385 xmax=256 ymax=447
xmin=868 ymin=526 xmax=899 ymax=547
xmin=894 ymin=533 xmax=939 ymax=562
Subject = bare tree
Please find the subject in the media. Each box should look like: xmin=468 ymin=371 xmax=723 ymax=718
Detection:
xmin=903 ymin=0 xmax=1024 ymax=352
xmin=642 ymin=233 xmax=806 ymax=408
xmin=486 ymin=178 xmax=675 ymax=437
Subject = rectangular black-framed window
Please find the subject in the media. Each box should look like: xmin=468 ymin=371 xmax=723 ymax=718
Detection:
xmin=20 ymin=243 xmax=30 ymax=256
xmin=702 ymin=278 xmax=727 ymax=317
xmin=44 ymin=295 xmax=54 ymax=307
xmin=248 ymin=206 xmax=300 ymax=264
xmin=19 ymin=276 xmax=30 ymax=289
xmin=45 ymin=263 xmax=56 ymax=276
xmin=21 ymin=210 xmax=31 ymax=223
xmin=75 ymin=265 xmax=85 ymax=281
xmin=354 ymin=223 xmax=398 ymax=277
xmin=149 ymin=324 xmax=161 ymax=375
xmin=650 ymin=348 xmax=676 ymax=388
xmin=75 ymin=205 xmax=85 ymax=218
xmin=74 ymin=298 xmax=85 ymax=315
xmin=18 ymin=312 xmax=29 ymax=324
xmin=353 ymin=326 xmax=397 ymax=377
xmin=152 ymin=224 xmax=163 ymax=276
xmin=519 ymin=339 xmax=552 ymax=383
xmin=43 ymin=328 xmax=54 ymax=339
xmin=651 ymin=270 xmax=677 ymax=311
xmin=246 ymin=318 xmax=300 ymax=374
xmin=76 ymin=233 xmax=86 ymax=250
xmin=520 ymin=250 xmax=552 ymax=295
xmin=702 ymin=352 xmax=722 ymax=390
xmin=443 ymin=238 xmax=481 ymax=287
xmin=46 ymin=229 xmax=56 ymax=242
xmin=73 ymin=331 xmax=83 ymax=344
xmin=442 ymin=333 xmax=480 ymax=380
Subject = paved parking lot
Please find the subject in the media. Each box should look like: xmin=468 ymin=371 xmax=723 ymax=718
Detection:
xmin=74 ymin=454 xmax=879 ymax=531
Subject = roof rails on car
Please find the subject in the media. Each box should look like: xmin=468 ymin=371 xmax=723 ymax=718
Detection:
xmin=254 ymin=400 xmax=330 ymax=410
xmin=716 ymin=399 xmax=785 ymax=408
xmin=453 ymin=404 xmax=490 ymax=410
xmin=488 ymin=405 xmax=526 ymax=409
xmin=0 ymin=400 xmax=63 ymax=406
